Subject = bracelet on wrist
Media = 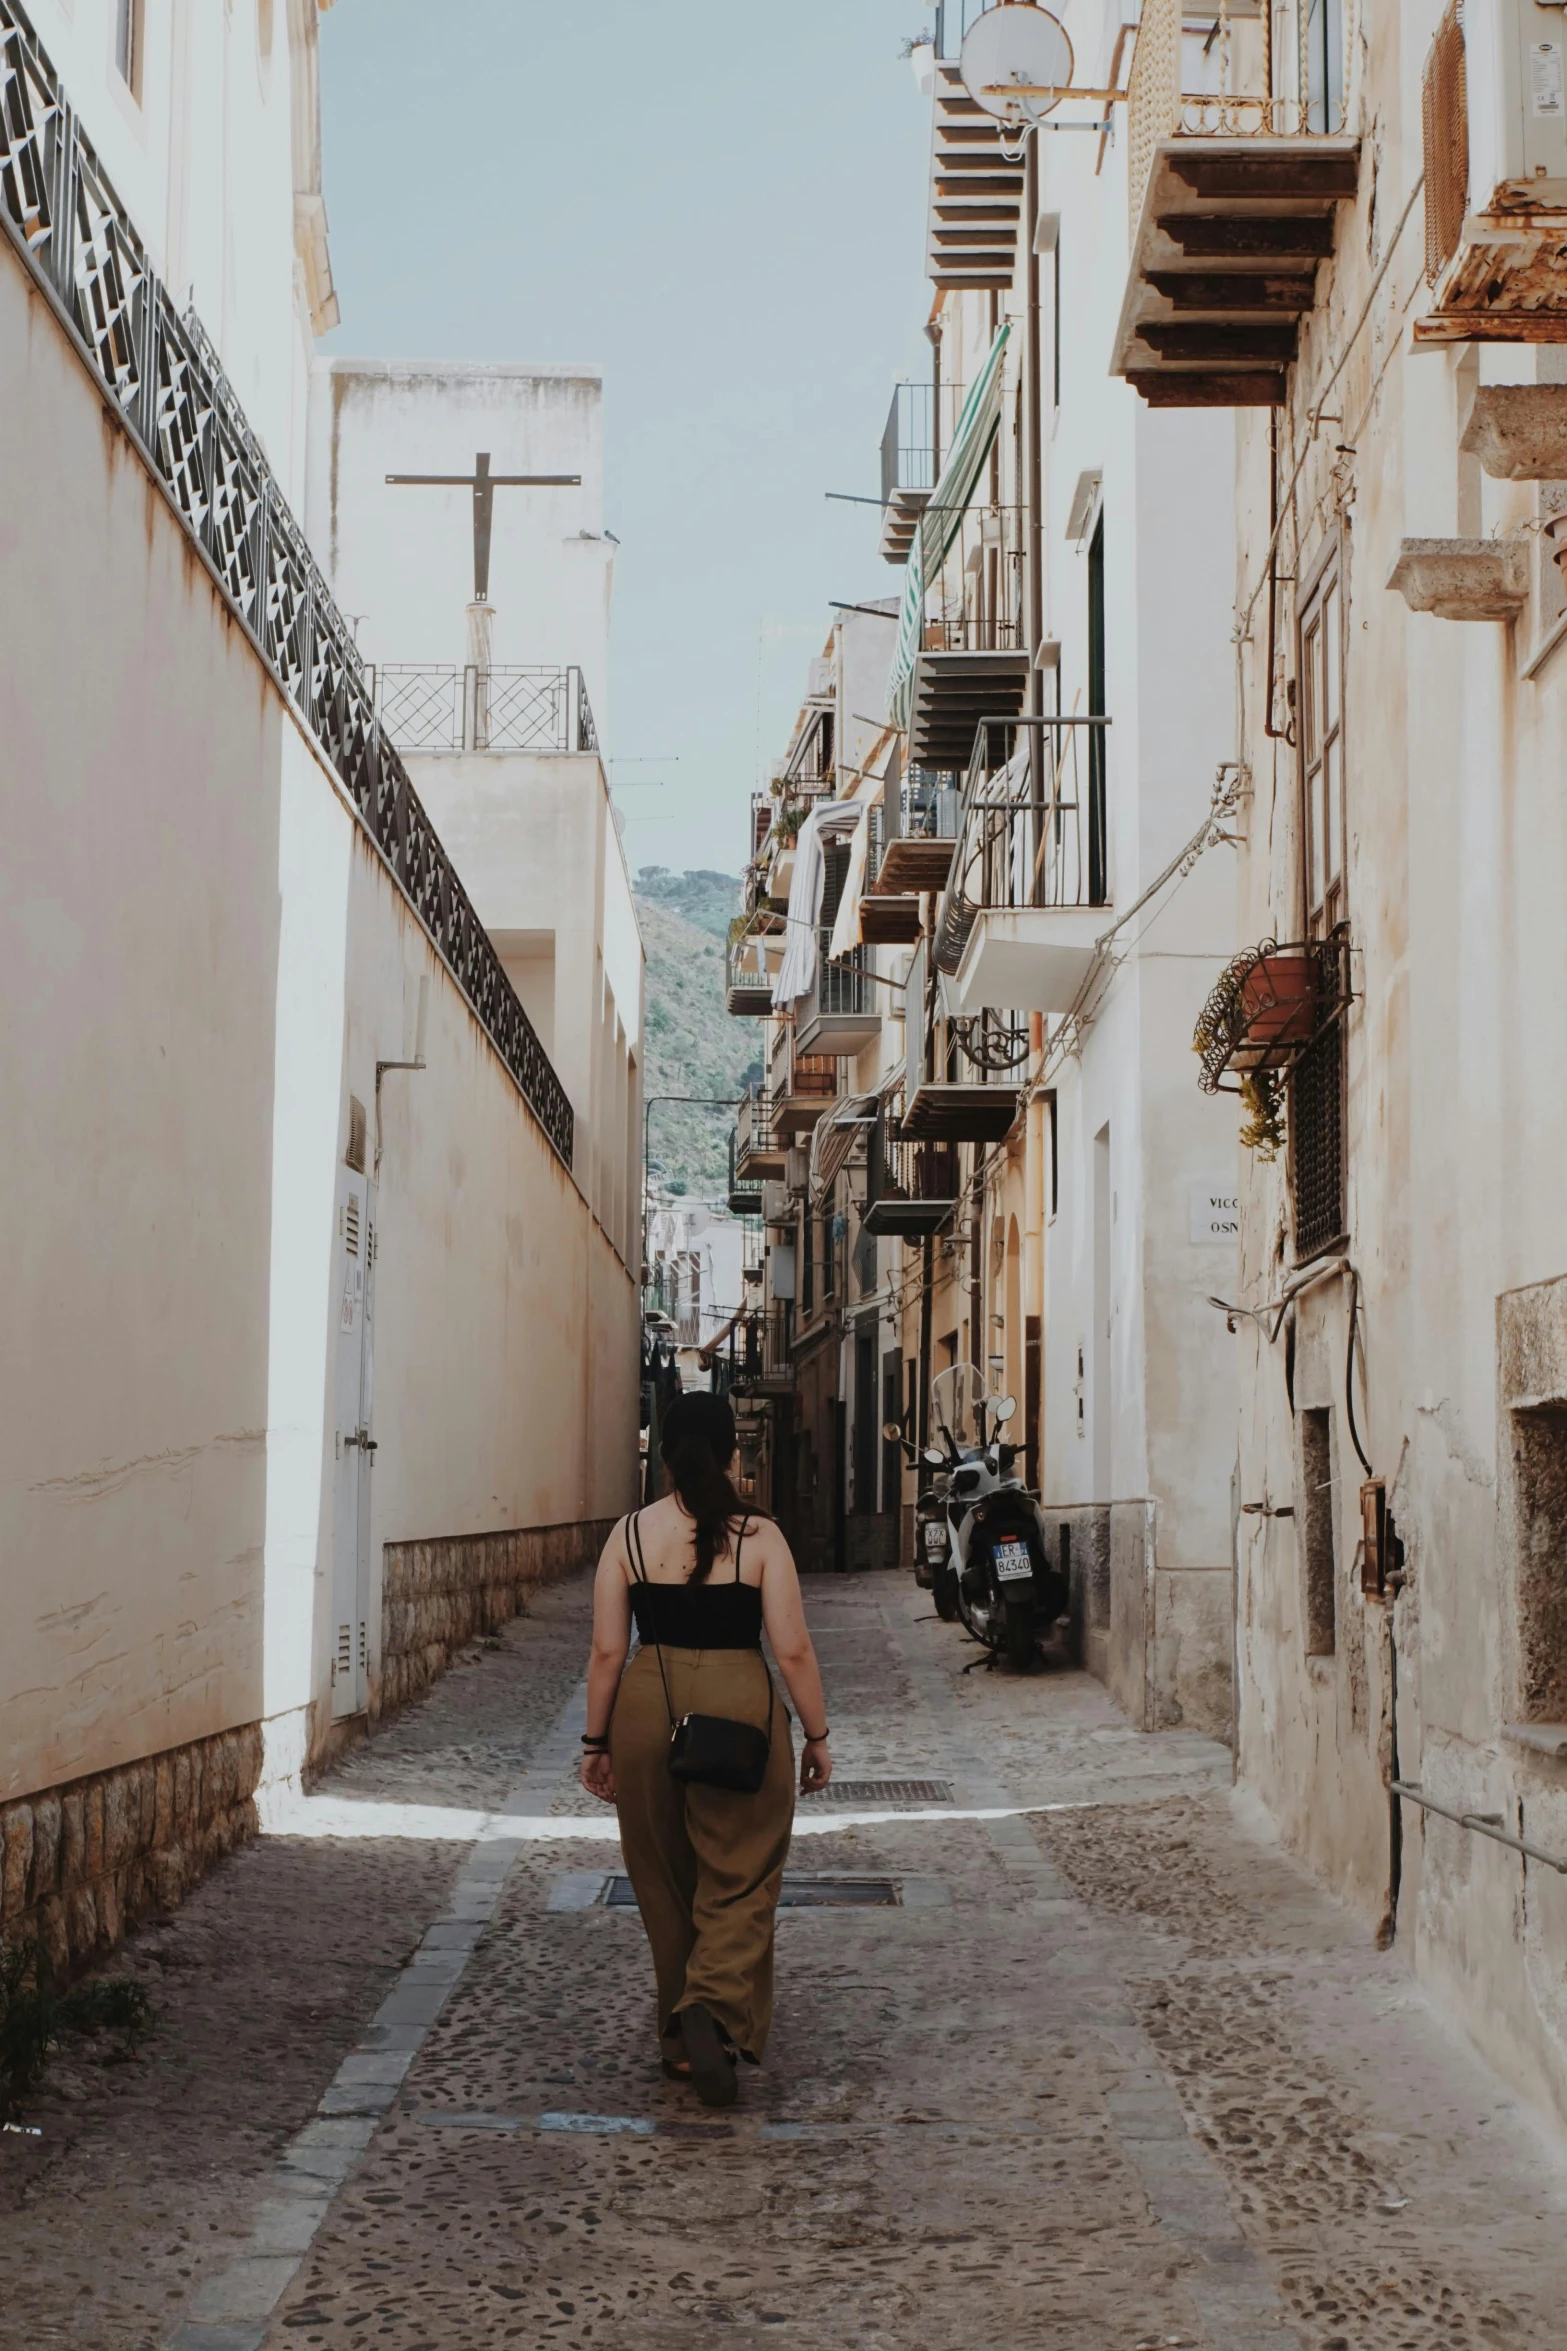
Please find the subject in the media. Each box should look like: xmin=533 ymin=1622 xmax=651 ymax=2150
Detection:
xmin=804 ymin=1727 xmax=830 ymax=1744
xmin=581 ymin=1734 xmax=610 ymax=1751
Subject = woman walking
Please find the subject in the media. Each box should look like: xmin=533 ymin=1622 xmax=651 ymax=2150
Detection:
xmin=578 ymin=1393 xmax=831 ymax=2106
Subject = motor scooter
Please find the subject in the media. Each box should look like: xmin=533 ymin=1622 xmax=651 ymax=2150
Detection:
xmin=923 ymin=1365 xmax=1067 ymax=1670
xmin=885 ymin=1420 xmax=961 ymax=1618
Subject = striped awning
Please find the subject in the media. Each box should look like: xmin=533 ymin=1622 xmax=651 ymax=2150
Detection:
xmin=887 ymin=320 xmax=1012 ymax=733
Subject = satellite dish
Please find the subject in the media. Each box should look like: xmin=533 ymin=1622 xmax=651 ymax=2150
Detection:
xmin=959 ymin=3 xmax=1074 ymax=127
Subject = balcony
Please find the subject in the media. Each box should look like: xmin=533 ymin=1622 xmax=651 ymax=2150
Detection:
xmin=727 ymin=1129 xmax=763 ymax=1220
xmin=900 ymin=1080 xmax=1020 ymax=1143
xmin=771 ymin=1036 xmax=838 ymax=1137
xmin=871 ymin=770 xmax=963 ymax=900
xmin=734 ymin=1089 xmax=788 ymax=1180
xmin=725 ymin=917 xmax=783 ymax=1015
xmin=795 ymin=931 xmax=882 ymax=1059
xmin=375 ymin=664 xmax=600 ymax=755
xmin=861 ymin=1115 xmax=960 ymax=1238
xmin=716 ymin=1302 xmax=796 ymax=1399
xmin=907 ymin=505 xmax=1031 ymax=769
xmin=1112 ymin=0 xmax=1359 ymax=406
xmin=880 ymin=381 xmax=935 ymax=567
xmin=926 ymin=59 xmax=1025 ymax=292
xmin=935 ymin=717 xmax=1110 ymax=1015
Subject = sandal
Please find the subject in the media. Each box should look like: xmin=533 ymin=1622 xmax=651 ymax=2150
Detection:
xmin=678 ymin=2003 xmax=738 ymax=2109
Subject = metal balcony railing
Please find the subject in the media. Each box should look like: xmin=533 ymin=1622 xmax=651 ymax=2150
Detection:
xmin=374 ymin=665 xmax=599 ymax=756
xmin=714 ymin=1301 xmax=796 ymax=1396
xmin=921 ymin=507 xmax=1028 ymax=654
xmin=814 ymin=931 xmax=873 ymax=1019
xmin=726 ymin=921 xmax=779 ymax=1015
xmin=734 ymin=1088 xmax=781 ymax=1171
xmin=881 ymin=382 xmax=936 ymax=506
xmin=0 ymin=0 xmax=574 ymax=1169
xmin=1127 ymin=0 xmax=1340 ymax=238
xmin=727 ymin=1128 xmax=763 ymax=1218
xmin=934 ymin=717 xmax=1112 ymax=977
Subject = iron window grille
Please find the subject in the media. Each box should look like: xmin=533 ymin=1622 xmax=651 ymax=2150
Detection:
xmin=0 ymin=0 xmax=574 ymax=1167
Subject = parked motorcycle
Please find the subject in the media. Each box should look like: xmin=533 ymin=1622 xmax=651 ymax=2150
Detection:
xmin=885 ymin=1418 xmax=961 ymax=1618
xmin=924 ymin=1365 xmax=1066 ymax=1670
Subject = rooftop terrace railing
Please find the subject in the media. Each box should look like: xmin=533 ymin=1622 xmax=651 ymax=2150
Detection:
xmin=375 ymin=664 xmax=599 ymax=757
xmin=0 ymin=0 xmax=573 ymax=1167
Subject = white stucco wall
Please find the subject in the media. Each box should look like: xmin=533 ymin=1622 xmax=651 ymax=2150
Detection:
xmin=305 ymin=359 xmax=613 ymax=721
xmin=0 ymin=194 xmax=637 ymax=1808
xmin=27 ymin=0 xmax=314 ymax=496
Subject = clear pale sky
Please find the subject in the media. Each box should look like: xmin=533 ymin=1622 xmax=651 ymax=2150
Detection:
xmin=317 ymin=1 xmax=934 ymax=876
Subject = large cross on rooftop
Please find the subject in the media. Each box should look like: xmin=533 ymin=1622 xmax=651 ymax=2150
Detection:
xmin=384 ymin=451 xmax=582 ymax=603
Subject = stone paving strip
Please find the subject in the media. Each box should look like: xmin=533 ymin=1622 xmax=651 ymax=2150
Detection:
xmin=163 ymin=1681 xmax=590 ymax=2351
xmin=878 ymin=1598 xmax=1303 ymax=2351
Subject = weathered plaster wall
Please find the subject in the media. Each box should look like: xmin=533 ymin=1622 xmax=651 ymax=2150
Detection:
xmin=1226 ymin=0 xmax=1567 ymax=2139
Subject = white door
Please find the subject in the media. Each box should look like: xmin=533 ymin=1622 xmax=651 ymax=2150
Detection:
xmin=330 ymin=1168 xmax=376 ymax=1718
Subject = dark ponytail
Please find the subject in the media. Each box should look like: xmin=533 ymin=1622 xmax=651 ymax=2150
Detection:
xmin=660 ymin=1392 xmax=748 ymax=1581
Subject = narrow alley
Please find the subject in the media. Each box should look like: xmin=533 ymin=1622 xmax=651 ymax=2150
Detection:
xmin=5 ymin=1571 xmax=1562 ymax=2351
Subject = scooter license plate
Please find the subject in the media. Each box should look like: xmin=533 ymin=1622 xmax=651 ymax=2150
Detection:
xmin=923 ymin=1522 xmax=949 ymax=1557
xmin=993 ymin=1539 xmax=1033 ymax=1583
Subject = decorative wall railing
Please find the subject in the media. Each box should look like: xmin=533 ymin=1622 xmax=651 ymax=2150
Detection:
xmin=0 ymin=0 xmax=574 ymax=1168
xmin=374 ymin=664 xmax=599 ymax=757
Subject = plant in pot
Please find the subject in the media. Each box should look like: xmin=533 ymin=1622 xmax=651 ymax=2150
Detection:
xmin=1236 ymin=1068 xmax=1286 ymax=1161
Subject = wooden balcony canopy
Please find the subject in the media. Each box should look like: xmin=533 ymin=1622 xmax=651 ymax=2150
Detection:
xmin=858 ymin=892 xmax=925 ymax=944
xmin=900 ymin=1081 xmax=1020 ymax=1144
xmin=873 ymin=839 xmax=956 ymax=897
xmin=908 ymin=647 xmax=1030 ymax=771
xmin=1114 ymin=136 xmax=1359 ymax=406
xmin=927 ymin=64 xmax=1024 ymax=291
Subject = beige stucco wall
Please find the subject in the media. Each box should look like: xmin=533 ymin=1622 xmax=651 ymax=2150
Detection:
xmin=0 ymin=213 xmax=638 ymax=1813
xmin=1225 ymin=0 xmax=1567 ymax=2135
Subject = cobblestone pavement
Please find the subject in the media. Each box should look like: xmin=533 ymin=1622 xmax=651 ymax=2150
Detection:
xmin=5 ymin=1572 xmax=1567 ymax=2351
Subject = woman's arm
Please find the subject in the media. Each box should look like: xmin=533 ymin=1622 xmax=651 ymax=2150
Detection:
xmin=579 ymin=1522 xmax=633 ymax=1802
xmin=756 ymin=1525 xmax=832 ymax=1790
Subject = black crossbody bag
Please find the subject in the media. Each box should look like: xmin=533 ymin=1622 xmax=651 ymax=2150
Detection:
xmin=627 ymin=1512 xmax=774 ymax=1795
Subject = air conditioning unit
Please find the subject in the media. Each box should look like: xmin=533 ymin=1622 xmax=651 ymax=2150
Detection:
xmin=784 ymin=1146 xmax=811 ymax=1192
xmin=1418 ymin=0 xmax=1567 ymax=340
xmin=761 ymin=1182 xmax=793 ymax=1225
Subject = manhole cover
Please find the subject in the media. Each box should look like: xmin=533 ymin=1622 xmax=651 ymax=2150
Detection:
xmin=603 ymin=1873 xmax=900 ymax=1909
xmin=800 ymin=1778 xmax=953 ymax=1805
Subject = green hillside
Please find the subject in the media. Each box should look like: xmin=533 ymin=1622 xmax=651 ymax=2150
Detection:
xmin=634 ymin=868 xmax=760 ymax=1202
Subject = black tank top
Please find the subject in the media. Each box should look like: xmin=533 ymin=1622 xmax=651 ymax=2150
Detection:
xmin=626 ymin=1510 xmax=763 ymax=1651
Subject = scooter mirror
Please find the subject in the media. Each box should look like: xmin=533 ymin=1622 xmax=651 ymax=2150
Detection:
xmin=923 ymin=1447 xmax=946 ymax=1468
xmin=882 ymin=1421 xmax=904 ymax=1442
xmin=992 ymin=1395 xmax=1018 ymax=1424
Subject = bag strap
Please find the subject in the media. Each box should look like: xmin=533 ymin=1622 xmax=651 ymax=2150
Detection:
xmin=629 ymin=1509 xmax=679 ymax=1730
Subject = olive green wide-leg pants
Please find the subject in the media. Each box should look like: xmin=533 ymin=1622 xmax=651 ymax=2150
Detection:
xmin=610 ymin=1645 xmax=795 ymax=2063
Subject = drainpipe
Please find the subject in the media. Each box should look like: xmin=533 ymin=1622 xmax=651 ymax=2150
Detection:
xmin=1024 ymin=1013 xmax=1045 ymax=1468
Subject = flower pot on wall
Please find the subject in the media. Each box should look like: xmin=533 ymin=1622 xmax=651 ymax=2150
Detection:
xmin=1234 ymin=951 xmax=1316 ymax=1064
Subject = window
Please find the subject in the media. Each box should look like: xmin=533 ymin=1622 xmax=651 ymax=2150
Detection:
xmin=1507 ymin=1405 xmax=1567 ymax=1722
xmin=1298 ymin=1408 xmax=1337 ymax=1655
xmin=1300 ymin=563 xmax=1345 ymax=937
xmin=1087 ymin=512 xmax=1107 ymax=906
xmin=116 ymin=0 xmax=145 ymax=101
xmin=1291 ymin=552 xmax=1348 ymax=1261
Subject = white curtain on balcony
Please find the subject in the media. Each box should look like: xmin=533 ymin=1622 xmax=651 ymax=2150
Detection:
xmin=886 ymin=320 xmax=1012 ymax=734
xmin=771 ymin=801 xmax=861 ymax=1009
